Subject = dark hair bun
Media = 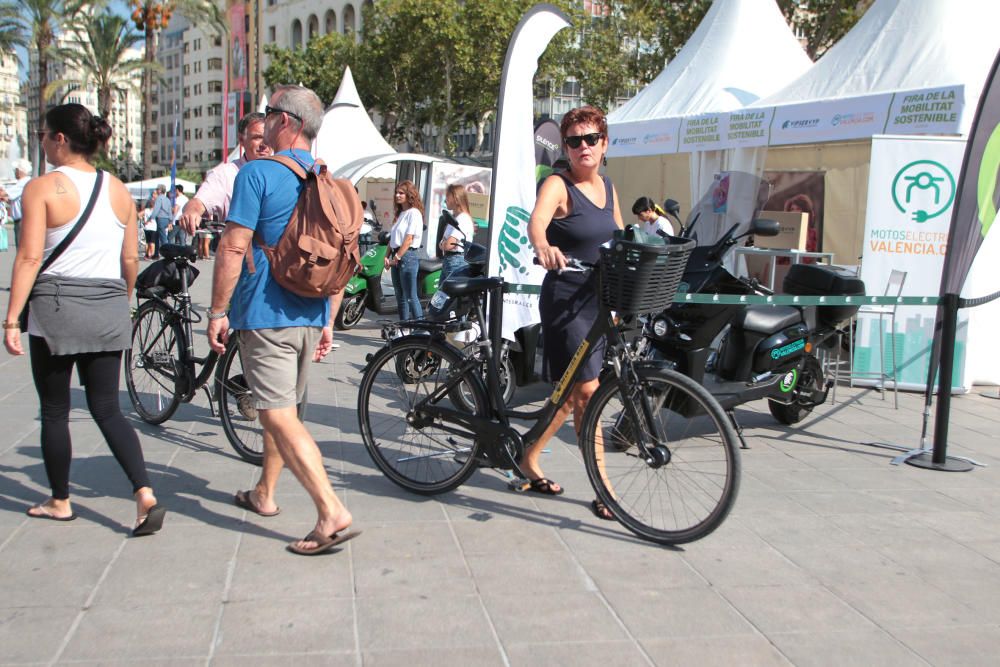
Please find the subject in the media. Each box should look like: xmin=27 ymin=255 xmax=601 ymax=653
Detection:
xmin=89 ymin=115 xmax=113 ymax=145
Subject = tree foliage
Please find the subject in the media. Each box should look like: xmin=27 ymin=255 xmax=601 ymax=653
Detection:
xmin=48 ymin=10 xmax=154 ymax=119
xmin=777 ymin=0 xmax=874 ymax=60
xmin=262 ymin=32 xmax=359 ymax=105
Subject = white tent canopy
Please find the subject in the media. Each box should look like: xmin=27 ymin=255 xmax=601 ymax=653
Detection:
xmin=608 ymin=0 xmax=810 ymax=122
xmin=312 ymin=67 xmax=396 ymax=174
xmin=755 ymin=0 xmax=1000 ymax=135
xmin=124 ymin=176 xmax=197 ymax=201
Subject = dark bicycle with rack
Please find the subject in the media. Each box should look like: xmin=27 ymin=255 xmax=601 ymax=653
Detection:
xmin=124 ymin=240 xmax=267 ymax=465
xmin=357 ymin=234 xmax=741 ymax=545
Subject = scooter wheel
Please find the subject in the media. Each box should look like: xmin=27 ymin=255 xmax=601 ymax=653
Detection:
xmin=335 ymin=292 xmax=367 ymax=330
xmin=768 ymin=354 xmax=823 ymax=425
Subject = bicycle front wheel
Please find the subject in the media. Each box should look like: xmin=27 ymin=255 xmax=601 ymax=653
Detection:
xmin=580 ymin=365 xmax=740 ymax=545
xmin=125 ymin=301 xmax=183 ymax=424
xmin=358 ymin=336 xmax=488 ymax=495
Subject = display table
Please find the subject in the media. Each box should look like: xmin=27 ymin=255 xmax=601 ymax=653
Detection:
xmin=734 ymin=247 xmax=836 ymax=290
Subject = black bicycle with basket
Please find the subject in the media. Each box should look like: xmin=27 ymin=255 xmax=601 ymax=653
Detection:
xmin=124 ymin=240 xmax=269 ymax=465
xmin=356 ymin=232 xmax=741 ymax=545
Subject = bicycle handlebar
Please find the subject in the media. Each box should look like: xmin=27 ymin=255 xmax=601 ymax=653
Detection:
xmin=532 ymin=256 xmax=594 ymax=273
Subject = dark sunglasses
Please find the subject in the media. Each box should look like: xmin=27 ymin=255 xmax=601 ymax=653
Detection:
xmin=564 ymin=132 xmax=603 ymax=149
xmin=265 ymin=105 xmax=303 ymax=124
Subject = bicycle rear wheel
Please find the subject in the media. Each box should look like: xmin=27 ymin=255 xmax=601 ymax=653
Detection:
xmin=215 ymin=336 xmax=308 ymax=466
xmin=125 ymin=301 xmax=183 ymax=424
xmin=580 ymin=365 xmax=740 ymax=545
xmin=358 ymin=336 xmax=487 ymax=494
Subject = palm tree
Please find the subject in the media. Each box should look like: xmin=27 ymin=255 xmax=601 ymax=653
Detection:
xmin=47 ymin=11 xmax=154 ymax=120
xmin=7 ymin=0 xmax=72 ymax=175
xmin=130 ymin=0 xmax=225 ymax=178
xmin=0 ymin=3 xmax=27 ymax=53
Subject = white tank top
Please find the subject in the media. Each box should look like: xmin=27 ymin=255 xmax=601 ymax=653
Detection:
xmin=41 ymin=167 xmax=125 ymax=279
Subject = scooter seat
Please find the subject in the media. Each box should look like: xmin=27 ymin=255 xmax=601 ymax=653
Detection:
xmin=441 ymin=276 xmax=503 ymax=297
xmin=418 ymin=258 xmax=442 ymax=273
xmin=735 ymin=306 xmax=802 ymax=334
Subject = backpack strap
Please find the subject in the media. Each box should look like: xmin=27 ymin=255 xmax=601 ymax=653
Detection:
xmin=244 ymin=154 xmax=314 ymax=275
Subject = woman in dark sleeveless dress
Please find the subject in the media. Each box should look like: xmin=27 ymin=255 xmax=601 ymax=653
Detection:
xmin=525 ymin=106 xmax=623 ymax=520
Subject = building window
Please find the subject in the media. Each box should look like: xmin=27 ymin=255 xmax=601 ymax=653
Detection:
xmin=194 ymin=61 xmax=202 ymax=73
xmin=183 ymin=64 xmax=190 ymax=75
xmin=183 ymin=86 xmax=190 ymax=97
xmin=268 ymin=26 xmax=276 ymax=42
xmin=343 ymin=4 xmax=356 ymax=35
xmin=291 ymin=19 xmax=303 ymax=49
xmin=207 ymin=58 xmax=222 ymax=71
xmin=308 ymin=14 xmax=319 ymax=40
xmin=325 ymin=10 xmax=336 ymax=34
xmin=208 ymin=80 xmax=223 ymax=93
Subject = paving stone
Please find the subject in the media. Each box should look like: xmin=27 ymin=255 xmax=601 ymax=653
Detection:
xmin=641 ymin=634 xmax=792 ymax=666
xmin=212 ymin=598 xmax=355 ymax=656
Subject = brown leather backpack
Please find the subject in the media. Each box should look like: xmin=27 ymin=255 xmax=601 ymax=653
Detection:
xmin=248 ymin=155 xmax=363 ymax=298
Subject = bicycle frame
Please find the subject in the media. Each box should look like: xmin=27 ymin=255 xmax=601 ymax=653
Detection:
xmin=137 ymin=258 xmax=220 ymax=405
xmin=404 ymin=274 xmax=665 ymax=473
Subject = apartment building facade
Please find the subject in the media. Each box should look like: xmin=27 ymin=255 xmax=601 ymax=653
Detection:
xmin=0 ymin=50 xmax=28 ymax=178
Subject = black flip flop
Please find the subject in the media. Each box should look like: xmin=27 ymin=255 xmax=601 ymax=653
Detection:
xmin=591 ymin=499 xmax=615 ymax=521
xmin=26 ymin=506 xmax=77 ymax=522
xmin=287 ymin=529 xmax=361 ymax=556
xmin=132 ymin=505 xmax=167 ymax=537
xmin=524 ymin=477 xmax=564 ymax=496
xmin=234 ymin=490 xmax=281 ymax=517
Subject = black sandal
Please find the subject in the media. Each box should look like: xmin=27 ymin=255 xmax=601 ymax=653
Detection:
xmin=525 ymin=477 xmax=564 ymax=496
xmin=591 ymin=499 xmax=614 ymax=521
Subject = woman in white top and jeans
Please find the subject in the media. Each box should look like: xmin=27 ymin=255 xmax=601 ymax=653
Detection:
xmin=3 ymin=103 xmax=165 ymax=536
xmin=386 ymin=180 xmax=425 ymax=320
xmin=438 ymin=183 xmax=476 ymax=282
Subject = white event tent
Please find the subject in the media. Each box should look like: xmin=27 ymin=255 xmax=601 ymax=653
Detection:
xmin=606 ymin=0 xmax=811 ymax=230
xmin=312 ymin=67 xmax=396 ymax=175
xmin=125 ymin=176 xmax=197 ymax=202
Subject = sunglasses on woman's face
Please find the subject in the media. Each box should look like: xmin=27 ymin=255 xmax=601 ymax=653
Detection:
xmin=564 ymin=132 xmax=603 ymax=149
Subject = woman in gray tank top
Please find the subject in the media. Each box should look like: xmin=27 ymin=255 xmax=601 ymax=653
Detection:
xmin=526 ymin=106 xmax=624 ymax=520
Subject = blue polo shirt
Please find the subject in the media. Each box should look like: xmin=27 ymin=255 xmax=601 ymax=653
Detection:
xmin=226 ymin=149 xmax=329 ymax=330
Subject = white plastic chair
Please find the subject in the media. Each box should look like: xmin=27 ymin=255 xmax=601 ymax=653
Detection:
xmin=846 ymin=269 xmax=906 ymax=408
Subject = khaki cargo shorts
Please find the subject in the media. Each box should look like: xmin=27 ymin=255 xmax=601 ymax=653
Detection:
xmin=239 ymin=327 xmax=322 ymax=410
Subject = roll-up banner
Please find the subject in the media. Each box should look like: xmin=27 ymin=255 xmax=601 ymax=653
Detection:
xmin=858 ymin=135 xmax=968 ymax=391
xmin=487 ymin=4 xmax=571 ymax=341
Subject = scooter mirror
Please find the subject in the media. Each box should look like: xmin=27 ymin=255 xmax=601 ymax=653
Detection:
xmin=377 ymin=230 xmax=391 ymax=245
xmin=750 ymin=218 xmax=781 ymax=237
xmin=663 ymin=198 xmax=681 ymax=218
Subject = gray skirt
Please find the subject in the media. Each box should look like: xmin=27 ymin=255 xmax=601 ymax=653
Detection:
xmin=28 ymin=275 xmax=132 ymax=355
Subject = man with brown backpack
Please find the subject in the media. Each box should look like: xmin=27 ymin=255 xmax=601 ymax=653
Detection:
xmin=206 ymin=84 xmax=361 ymax=555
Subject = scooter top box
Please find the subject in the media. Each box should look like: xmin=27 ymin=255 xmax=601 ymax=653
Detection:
xmin=782 ymin=264 xmax=866 ymax=326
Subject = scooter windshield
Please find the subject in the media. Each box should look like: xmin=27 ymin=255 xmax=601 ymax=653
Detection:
xmin=683 ymin=171 xmax=771 ymax=246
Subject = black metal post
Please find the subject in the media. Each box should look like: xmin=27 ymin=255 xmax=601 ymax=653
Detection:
xmin=906 ymin=292 xmax=973 ymax=471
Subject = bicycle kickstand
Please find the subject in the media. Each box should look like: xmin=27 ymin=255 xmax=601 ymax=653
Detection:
xmin=727 ymin=410 xmax=749 ymax=450
xmin=203 ymin=385 xmax=218 ymax=418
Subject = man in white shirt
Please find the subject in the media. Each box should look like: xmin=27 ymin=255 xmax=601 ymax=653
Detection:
xmin=7 ymin=159 xmax=32 ymax=249
xmin=168 ymin=185 xmax=190 ymax=245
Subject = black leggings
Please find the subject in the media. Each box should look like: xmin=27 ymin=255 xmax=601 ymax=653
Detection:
xmin=29 ymin=336 xmax=150 ymax=500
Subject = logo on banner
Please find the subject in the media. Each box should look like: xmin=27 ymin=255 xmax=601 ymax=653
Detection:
xmin=832 ymin=112 xmax=876 ymax=127
xmin=781 ymin=119 xmax=820 ymax=130
xmin=979 ymin=123 xmax=1000 ymax=238
xmin=612 ymin=137 xmax=637 ymax=146
xmin=498 ymin=206 xmax=532 ymax=274
xmin=891 ymin=160 xmax=956 ymax=223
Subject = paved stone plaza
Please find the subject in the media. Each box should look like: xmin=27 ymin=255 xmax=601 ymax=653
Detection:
xmin=1 ymin=245 xmax=999 ymax=665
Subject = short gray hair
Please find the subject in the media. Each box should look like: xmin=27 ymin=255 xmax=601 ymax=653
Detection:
xmin=271 ymin=84 xmax=324 ymax=141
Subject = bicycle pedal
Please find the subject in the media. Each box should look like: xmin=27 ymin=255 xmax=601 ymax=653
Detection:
xmin=508 ymin=478 xmax=531 ymax=492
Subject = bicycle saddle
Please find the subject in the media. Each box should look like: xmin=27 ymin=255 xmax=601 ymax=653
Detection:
xmin=440 ymin=276 xmax=503 ymax=296
xmin=160 ymin=244 xmax=198 ymax=261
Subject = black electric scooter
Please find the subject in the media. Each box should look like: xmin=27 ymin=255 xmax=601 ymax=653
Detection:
xmin=641 ymin=177 xmax=865 ymax=441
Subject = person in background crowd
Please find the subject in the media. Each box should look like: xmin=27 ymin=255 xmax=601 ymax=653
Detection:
xmin=631 ymin=196 xmax=676 ymax=237
xmin=168 ymin=185 xmax=189 ymax=245
xmin=526 ymin=105 xmax=623 ymax=520
xmin=141 ymin=198 xmax=157 ymax=259
xmin=7 ymin=159 xmax=33 ymax=249
xmin=206 ymin=85 xmax=358 ymax=555
xmin=178 ymin=112 xmax=271 ymax=240
xmin=386 ymin=180 xmax=424 ymax=321
xmin=149 ymin=184 xmax=171 ymax=258
xmin=438 ymin=183 xmax=475 ymax=282
xmin=3 ymin=103 xmax=164 ymax=535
